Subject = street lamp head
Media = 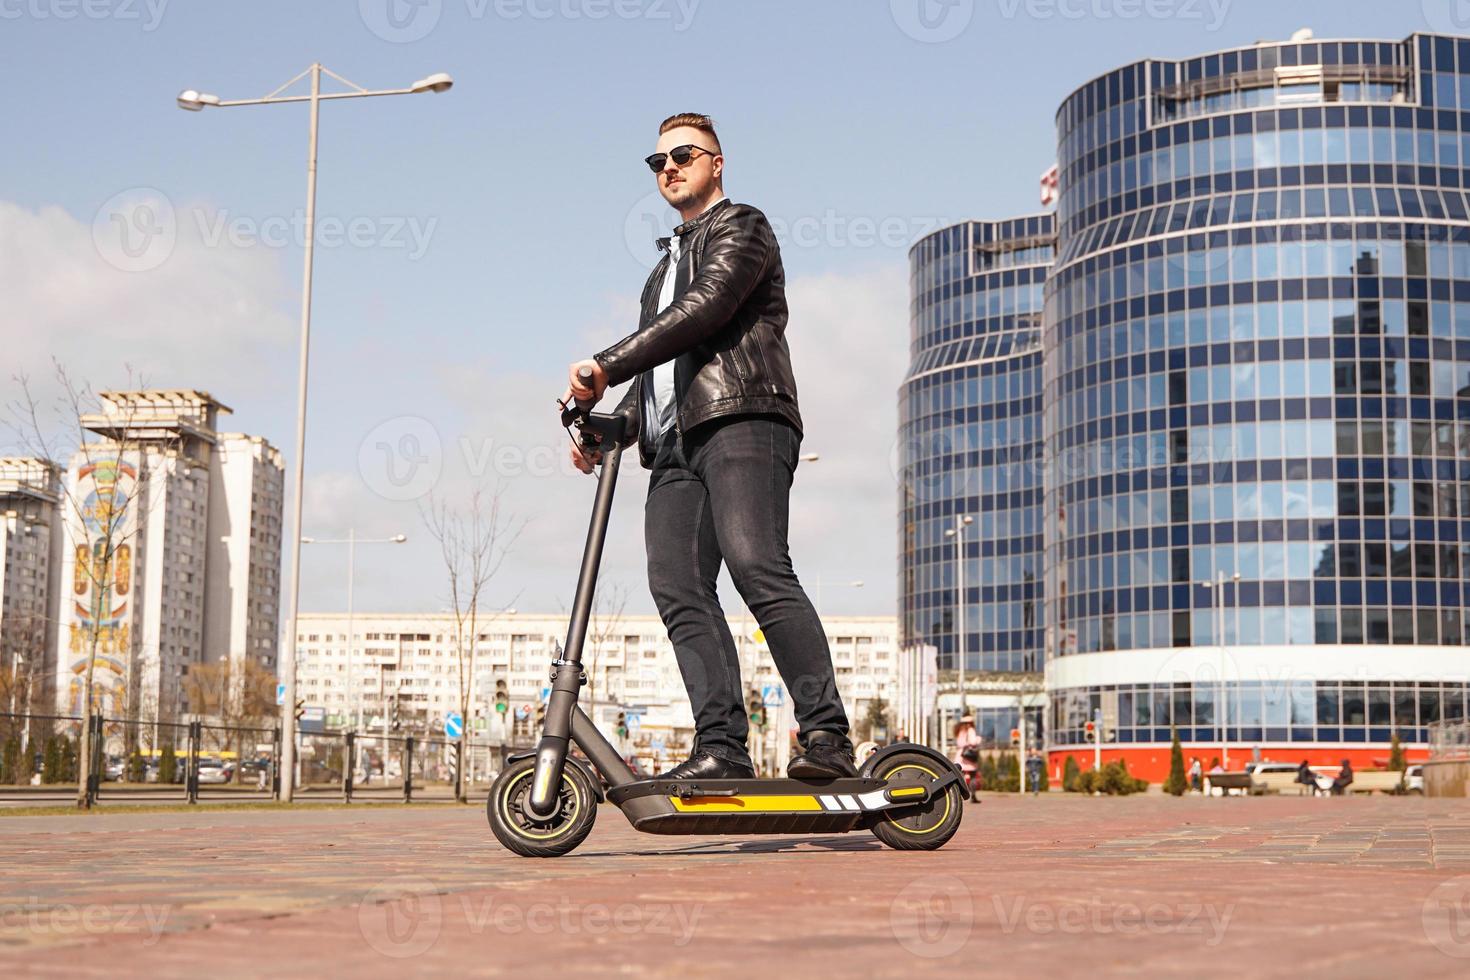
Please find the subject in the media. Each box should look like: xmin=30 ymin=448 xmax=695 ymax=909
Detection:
xmin=410 ymin=72 xmax=454 ymax=94
xmin=961 ymin=515 xmax=973 ymax=526
xmin=176 ymin=89 xmax=220 ymax=111
xmin=300 ymin=536 xmax=316 ymax=544
xmin=944 ymin=528 xmax=956 ymax=538
xmin=391 ymin=534 xmax=408 ymax=543
xmin=799 ymin=453 xmax=820 ymax=462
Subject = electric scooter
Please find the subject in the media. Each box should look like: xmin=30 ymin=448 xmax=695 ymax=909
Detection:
xmin=485 ymin=374 xmax=966 ymax=857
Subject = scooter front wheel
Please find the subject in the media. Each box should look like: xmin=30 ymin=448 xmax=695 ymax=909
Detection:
xmin=487 ymin=757 xmax=597 ymax=857
xmin=865 ymin=750 xmax=966 ymax=851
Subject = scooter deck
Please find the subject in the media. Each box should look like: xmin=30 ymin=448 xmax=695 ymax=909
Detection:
xmin=605 ymin=777 xmax=928 ymax=836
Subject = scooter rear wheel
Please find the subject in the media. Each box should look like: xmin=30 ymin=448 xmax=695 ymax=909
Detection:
xmin=487 ymin=757 xmax=597 ymax=857
xmin=865 ymin=751 xmax=965 ymax=851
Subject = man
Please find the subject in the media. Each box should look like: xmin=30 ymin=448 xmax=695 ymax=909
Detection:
xmin=563 ymin=113 xmax=854 ymax=781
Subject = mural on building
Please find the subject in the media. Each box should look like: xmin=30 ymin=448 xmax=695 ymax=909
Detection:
xmin=65 ymin=457 xmax=136 ymax=717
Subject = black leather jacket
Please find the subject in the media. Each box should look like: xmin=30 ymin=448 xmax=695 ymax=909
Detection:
xmin=594 ymin=197 xmax=802 ymax=468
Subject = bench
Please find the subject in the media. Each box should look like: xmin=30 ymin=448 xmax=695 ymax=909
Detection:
xmin=1202 ymin=772 xmax=1261 ymax=796
xmin=1255 ymin=771 xmax=1316 ymax=796
xmin=1341 ymin=770 xmax=1405 ymax=795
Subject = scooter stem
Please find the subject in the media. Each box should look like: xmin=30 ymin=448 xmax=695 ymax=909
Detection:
xmin=527 ymin=434 xmax=625 ymax=819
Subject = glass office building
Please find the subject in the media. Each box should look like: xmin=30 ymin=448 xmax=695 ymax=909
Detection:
xmin=1040 ymin=33 xmax=1470 ymax=777
xmin=901 ymin=215 xmax=1053 ymax=744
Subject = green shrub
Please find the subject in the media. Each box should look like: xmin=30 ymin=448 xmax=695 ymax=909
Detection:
xmin=1165 ymin=729 xmax=1188 ymax=797
xmin=42 ymin=737 xmax=60 ymax=784
xmin=0 ymin=736 xmax=19 ymax=785
xmin=129 ymin=749 xmax=147 ymax=782
xmin=1388 ymin=732 xmax=1406 ymax=773
xmin=159 ymin=745 xmax=178 ymax=784
xmin=979 ymin=754 xmax=998 ymax=791
xmin=1073 ymin=760 xmax=1149 ymax=796
xmin=1062 ymin=755 xmax=1081 ymax=792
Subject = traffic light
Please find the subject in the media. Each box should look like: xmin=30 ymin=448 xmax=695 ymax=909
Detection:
xmin=1083 ymin=720 xmax=1097 ymax=743
xmin=494 ymin=678 xmax=509 ymax=715
xmin=616 ymin=712 xmax=628 ymax=738
xmin=747 ymin=689 xmax=766 ymax=728
xmin=1010 ymin=728 xmax=1021 ymax=748
xmin=294 ymin=699 xmax=305 ymax=722
xmin=391 ymin=699 xmax=401 ymax=732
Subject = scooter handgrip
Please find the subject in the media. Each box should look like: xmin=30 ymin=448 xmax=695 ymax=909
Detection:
xmin=575 ymin=366 xmax=596 ymax=410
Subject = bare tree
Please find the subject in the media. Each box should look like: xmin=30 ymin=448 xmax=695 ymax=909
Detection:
xmin=182 ymin=659 xmax=277 ymax=758
xmin=420 ymin=481 xmax=523 ymax=803
xmin=585 ymin=582 xmax=629 ymax=722
xmin=8 ymin=364 xmax=176 ymax=809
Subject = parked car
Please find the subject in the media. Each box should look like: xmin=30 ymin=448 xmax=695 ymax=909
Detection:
xmin=1406 ymin=764 xmax=1424 ymax=795
xmin=103 ymin=757 xmax=125 ymax=782
xmin=196 ymin=759 xmax=234 ymax=784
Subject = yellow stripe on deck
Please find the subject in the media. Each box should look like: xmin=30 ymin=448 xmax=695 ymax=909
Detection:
xmin=668 ymin=795 xmax=824 ymax=812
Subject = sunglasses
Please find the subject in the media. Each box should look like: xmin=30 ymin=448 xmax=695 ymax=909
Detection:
xmin=644 ymin=144 xmax=717 ymax=173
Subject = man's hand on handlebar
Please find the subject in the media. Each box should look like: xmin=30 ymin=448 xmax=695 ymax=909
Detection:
xmin=564 ymin=358 xmax=609 ymax=408
xmin=570 ymin=434 xmax=603 ymax=475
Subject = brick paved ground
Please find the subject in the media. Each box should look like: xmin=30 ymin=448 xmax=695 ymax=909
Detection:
xmin=4 ymin=794 xmax=1470 ymax=977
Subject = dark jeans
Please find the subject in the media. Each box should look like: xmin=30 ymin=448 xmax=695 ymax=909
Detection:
xmin=645 ymin=413 xmax=849 ymax=766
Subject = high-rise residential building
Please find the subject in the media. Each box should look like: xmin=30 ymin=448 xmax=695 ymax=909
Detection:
xmin=902 ymin=215 xmax=1052 ymax=744
xmin=910 ymin=31 xmax=1470 ymax=779
xmin=203 ymin=434 xmax=284 ymax=676
xmin=0 ymin=458 xmax=64 ymax=716
xmin=55 ymin=391 xmax=283 ymax=722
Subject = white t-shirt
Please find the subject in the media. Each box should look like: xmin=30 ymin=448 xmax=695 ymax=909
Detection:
xmin=647 ymin=196 xmax=727 ymax=437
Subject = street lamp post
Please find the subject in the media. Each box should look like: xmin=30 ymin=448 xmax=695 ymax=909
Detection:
xmin=1201 ymin=570 xmax=1241 ymax=769
xmin=301 ymin=532 xmax=407 ymax=735
xmin=944 ymin=514 xmax=973 ymax=749
xmin=179 ymin=65 xmax=452 ymax=801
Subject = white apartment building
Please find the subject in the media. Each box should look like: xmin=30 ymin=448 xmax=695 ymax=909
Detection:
xmin=293 ymin=612 xmax=899 ymax=758
xmin=54 ymin=391 xmax=283 ymax=722
xmin=203 ymin=434 xmax=284 ymax=674
xmin=0 ymin=458 xmax=64 ymax=715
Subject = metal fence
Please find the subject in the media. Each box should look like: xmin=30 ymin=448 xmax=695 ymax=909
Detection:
xmin=0 ymin=712 xmax=516 ymax=807
xmin=1430 ymin=719 xmax=1470 ymax=761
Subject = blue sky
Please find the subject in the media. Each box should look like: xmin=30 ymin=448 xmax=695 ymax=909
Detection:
xmin=0 ymin=0 xmax=1450 ymax=618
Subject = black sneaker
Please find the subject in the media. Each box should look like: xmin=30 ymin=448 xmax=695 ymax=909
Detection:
xmin=788 ymin=732 xmax=857 ymax=779
xmin=655 ymin=751 xmax=755 ymax=780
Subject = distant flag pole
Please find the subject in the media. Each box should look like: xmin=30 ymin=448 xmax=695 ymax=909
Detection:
xmin=1040 ymin=163 xmax=1059 ymax=207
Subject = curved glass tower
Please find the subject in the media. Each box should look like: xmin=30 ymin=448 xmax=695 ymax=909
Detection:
xmin=901 ymin=215 xmax=1053 ymax=745
xmin=1043 ymin=33 xmax=1470 ymax=777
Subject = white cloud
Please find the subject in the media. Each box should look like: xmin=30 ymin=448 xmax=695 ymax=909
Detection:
xmin=0 ymin=197 xmax=295 ymax=441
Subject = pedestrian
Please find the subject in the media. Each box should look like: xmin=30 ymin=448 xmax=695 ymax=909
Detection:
xmin=1208 ymin=756 xmax=1224 ymax=774
xmin=1331 ymin=759 xmax=1354 ymax=796
xmin=1295 ymin=759 xmax=1316 ymax=795
xmin=1025 ymin=749 xmax=1044 ymax=796
xmin=1188 ymin=756 xmax=1203 ymax=793
xmin=952 ymin=715 xmax=980 ymax=802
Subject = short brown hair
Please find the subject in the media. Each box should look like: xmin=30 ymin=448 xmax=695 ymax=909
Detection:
xmin=658 ymin=113 xmax=721 ymax=154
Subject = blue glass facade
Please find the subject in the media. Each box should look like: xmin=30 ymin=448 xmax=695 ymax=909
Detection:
xmin=901 ymin=214 xmax=1053 ymax=674
xmin=1042 ymin=33 xmax=1470 ymax=754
